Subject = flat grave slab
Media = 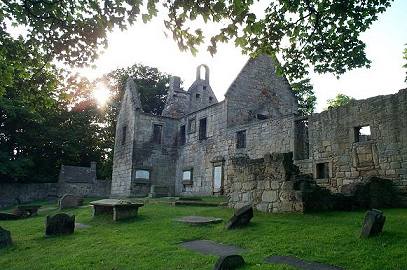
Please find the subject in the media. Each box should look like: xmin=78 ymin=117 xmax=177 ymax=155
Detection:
xmin=181 ymin=240 xmax=245 ymax=256
xmin=265 ymin=255 xmax=344 ymax=270
xmin=176 ymin=216 xmax=223 ymax=225
xmin=75 ymin=223 xmax=91 ymax=229
xmin=90 ymin=199 xmax=144 ymax=221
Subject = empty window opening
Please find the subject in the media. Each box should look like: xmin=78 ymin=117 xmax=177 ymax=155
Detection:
xmin=182 ymin=169 xmax=193 ymax=185
xmin=153 ymin=124 xmax=162 ymax=144
xmin=316 ymin=162 xmax=329 ymax=179
xmin=213 ymin=165 xmax=223 ymax=194
xmin=199 ymin=66 xmax=205 ymax=80
xmin=203 ymin=86 xmax=207 ymax=90
xmin=188 ymin=118 xmax=196 ymax=133
xmin=199 ymin=118 xmax=207 ymax=140
xmin=179 ymin=125 xmax=186 ymax=145
xmin=236 ymin=130 xmax=246 ymax=149
xmin=209 ymin=96 xmax=213 ymax=102
xmin=135 ymin=169 xmax=150 ymax=180
xmin=256 ymin=114 xmax=269 ymax=120
xmin=196 ymin=93 xmax=201 ymax=99
xmin=121 ymin=125 xmax=127 ymax=145
xmin=294 ymin=119 xmax=309 ymax=160
xmin=355 ymin=125 xmax=371 ymax=142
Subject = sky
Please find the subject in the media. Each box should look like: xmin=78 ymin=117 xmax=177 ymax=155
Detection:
xmin=78 ymin=0 xmax=407 ymax=112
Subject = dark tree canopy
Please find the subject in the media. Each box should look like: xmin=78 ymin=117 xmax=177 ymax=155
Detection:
xmin=1 ymin=0 xmax=393 ymax=80
xmin=403 ymin=45 xmax=407 ymax=82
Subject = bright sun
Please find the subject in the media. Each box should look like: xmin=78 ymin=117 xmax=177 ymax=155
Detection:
xmin=93 ymin=84 xmax=111 ymax=106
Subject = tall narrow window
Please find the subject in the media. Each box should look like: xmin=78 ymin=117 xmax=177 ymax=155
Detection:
xmin=213 ymin=165 xmax=223 ymax=194
xmin=121 ymin=125 xmax=127 ymax=145
xmin=316 ymin=162 xmax=330 ymax=179
xmin=199 ymin=118 xmax=207 ymax=140
xmin=179 ymin=125 xmax=186 ymax=145
xmin=188 ymin=118 xmax=196 ymax=133
xmin=153 ymin=124 xmax=162 ymax=144
xmin=236 ymin=130 xmax=246 ymax=149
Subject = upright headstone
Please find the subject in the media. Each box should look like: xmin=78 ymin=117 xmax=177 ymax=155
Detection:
xmin=213 ymin=255 xmax=245 ymax=270
xmin=225 ymin=205 xmax=253 ymax=230
xmin=45 ymin=213 xmax=75 ymax=236
xmin=360 ymin=209 xmax=386 ymax=238
xmin=59 ymin=194 xmax=84 ymax=209
xmin=0 ymin=227 xmax=12 ymax=248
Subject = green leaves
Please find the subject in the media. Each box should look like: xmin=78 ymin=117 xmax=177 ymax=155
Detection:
xmin=326 ymin=93 xmax=355 ymax=109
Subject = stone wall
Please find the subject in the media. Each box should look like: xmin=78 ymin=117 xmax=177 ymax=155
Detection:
xmin=176 ymin=102 xmax=295 ymax=195
xmin=57 ymin=180 xmax=111 ymax=198
xmin=225 ymin=153 xmax=303 ymax=213
xmin=295 ymin=89 xmax=407 ymax=196
xmin=225 ymin=55 xmax=297 ymax=127
xmin=0 ymin=183 xmax=58 ymax=208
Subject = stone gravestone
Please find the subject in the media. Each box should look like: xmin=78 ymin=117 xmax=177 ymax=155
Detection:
xmin=214 ymin=255 xmax=245 ymax=270
xmin=360 ymin=209 xmax=386 ymax=238
xmin=59 ymin=194 xmax=84 ymax=210
xmin=45 ymin=213 xmax=75 ymax=236
xmin=225 ymin=205 xmax=253 ymax=230
xmin=0 ymin=226 xmax=12 ymax=248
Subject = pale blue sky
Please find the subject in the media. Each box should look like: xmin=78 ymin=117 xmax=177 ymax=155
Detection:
xmin=79 ymin=0 xmax=407 ymax=112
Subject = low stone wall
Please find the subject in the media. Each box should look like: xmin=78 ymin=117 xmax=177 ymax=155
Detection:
xmin=225 ymin=152 xmax=303 ymax=213
xmin=0 ymin=180 xmax=111 ymax=209
xmin=0 ymin=183 xmax=58 ymax=208
xmin=57 ymin=180 xmax=111 ymax=198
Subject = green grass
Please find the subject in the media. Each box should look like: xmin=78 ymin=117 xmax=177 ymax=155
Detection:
xmin=0 ymin=201 xmax=406 ymax=270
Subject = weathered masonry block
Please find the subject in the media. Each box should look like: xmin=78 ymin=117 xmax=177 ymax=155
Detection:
xmin=225 ymin=153 xmax=303 ymax=213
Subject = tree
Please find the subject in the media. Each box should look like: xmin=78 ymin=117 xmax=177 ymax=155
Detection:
xmin=326 ymin=93 xmax=355 ymax=109
xmin=403 ymin=45 xmax=407 ymax=82
xmin=1 ymin=0 xmax=392 ymax=80
xmin=291 ymin=78 xmax=316 ymax=115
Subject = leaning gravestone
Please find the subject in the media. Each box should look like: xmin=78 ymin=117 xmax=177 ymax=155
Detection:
xmin=214 ymin=255 xmax=245 ymax=270
xmin=360 ymin=209 xmax=386 ymax=238
xmin=0 ymin=226 xmax=12 ymax=248
xmin=45 ymin=213 xmax=75 ymax=236
xmin=59 ymin=194 xmax=84 ymax=210
xmin=225 ymin=205 xmax=253 ymax=230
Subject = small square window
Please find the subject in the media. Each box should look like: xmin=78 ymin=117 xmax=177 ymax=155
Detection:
xmin=355 ymin=125 xmax=371 ymax=142
xmin=203 ymin=86 xmax=207 ymax=90
xmin=316 ymin=162 xmax=329 ymax=179
xmin=196 ymin=93 xmax=200 ymax=99
xmin=182 ymin=169 xmax=193 ymax=185
xmin=209 ymin=96 xmax=213 ymax=102
xmin=135 ymin=169 xmax=150 ymax=180
xmin=236 ymin=130 xmax=246 ymax=149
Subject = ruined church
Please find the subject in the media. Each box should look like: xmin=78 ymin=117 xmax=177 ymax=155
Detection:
xmin=111 ymin=54 xmax=407 ymax=212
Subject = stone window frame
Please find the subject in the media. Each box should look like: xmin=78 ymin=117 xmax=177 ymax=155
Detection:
xmin=236 ymin=130 xmax=247 ymax=149
xmin=182 ymin=167 xmax=193 ymax=186
xmin=313 ymin=160 xmax=332 ymax=181
xmin=211 ymin=161 xmax=224 ymax=195
xmin=198 ymin=116 xmax=208 ymax=141
xmin=353 ymin=124 xmax=372 ymax=143
xmin=179 ymin=124 xmax=186 ymax=145
xmin=188 ymin=117 xmax=196 ymax=134
xmin=134 ymin=167 xmax=152 ymax=183
xmin=152 ymin=122 xmax=164 ymax=144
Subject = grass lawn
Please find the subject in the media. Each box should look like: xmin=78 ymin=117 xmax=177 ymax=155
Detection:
xmin=0 ymin=200 xmax=406 ymax=270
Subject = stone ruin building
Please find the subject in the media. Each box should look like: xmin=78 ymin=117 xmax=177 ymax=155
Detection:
xmin=111 ymin=54 xmax=407 ymax=213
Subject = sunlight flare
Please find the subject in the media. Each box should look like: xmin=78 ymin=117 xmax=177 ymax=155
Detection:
xmin=93 ymin=83 xmax=111 ymax=106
